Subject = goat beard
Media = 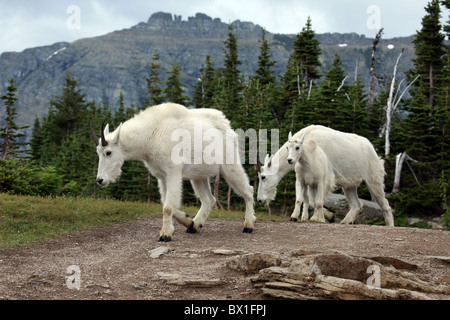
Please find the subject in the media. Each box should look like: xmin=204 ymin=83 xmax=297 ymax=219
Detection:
xmin=100 ymin=168 xmax=122 ymax=187
xmin=109 ymin=169 xmax=122 ymax=184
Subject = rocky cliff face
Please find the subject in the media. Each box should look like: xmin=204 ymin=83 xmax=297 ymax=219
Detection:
xmin=0 ymin=11 xmax=415 ymax=136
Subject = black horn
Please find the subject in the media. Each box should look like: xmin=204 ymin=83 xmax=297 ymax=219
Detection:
xmin=100 ymin=120 xmax=108 ymax=147
xmin=90 ymin=120 xmax=99 ymax=147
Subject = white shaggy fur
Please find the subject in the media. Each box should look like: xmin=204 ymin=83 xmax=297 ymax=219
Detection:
xmin=257 ymin=125 xmax=394 ymax=227
xmin=93 ymin=103 xmax=256 ymax=241
xmin=286 ymin=133 xmax=336 ymax=223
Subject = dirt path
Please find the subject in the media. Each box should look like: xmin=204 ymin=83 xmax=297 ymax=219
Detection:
xmin=0 ymin=216 xmax=449 ymax=300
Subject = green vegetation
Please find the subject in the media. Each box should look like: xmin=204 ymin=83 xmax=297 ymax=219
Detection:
xmin=0 ymin=193 xmax=154 ymax=247
xmin=0 ymin=0 xmax=449 ymax=240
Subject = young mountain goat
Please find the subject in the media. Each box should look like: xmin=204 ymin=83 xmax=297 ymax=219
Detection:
xmin=257 ymin=125 xmax=394 ymax=227
xmin=286 ymin=132 xmax=336 ymax=223
xmin=90 ymin=103 xmax=256 ymax=241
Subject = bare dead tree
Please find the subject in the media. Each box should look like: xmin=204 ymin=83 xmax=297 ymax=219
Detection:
xmin=383 ymin=48 xmax=420 ymax=156
xmin=392 ymin=152 xmax=419 ymax=193
xmin=367 ymin=28 xmax=384 ymax=116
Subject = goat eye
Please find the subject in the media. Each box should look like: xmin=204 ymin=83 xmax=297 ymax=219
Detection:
xmin=106 ymin=151 xmax=112 ymax=156
xmin=261 ymin=176 xmax=266 ymax=180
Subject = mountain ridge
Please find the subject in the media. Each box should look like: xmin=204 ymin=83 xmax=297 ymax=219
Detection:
xmin=0 ymin=11 xmax=417 ymax=138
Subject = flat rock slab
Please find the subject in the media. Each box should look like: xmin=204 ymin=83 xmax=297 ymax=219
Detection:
xmin=156 ymin=272 xmax=225 ymax=287
xmin=149 ymin=246 xmax=170 ymax=258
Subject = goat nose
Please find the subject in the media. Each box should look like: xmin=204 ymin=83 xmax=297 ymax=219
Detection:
xmin=287 ymin=159 xmax=293 ymax=164
xmin=96 ymin=178 xmax=103 ymax=185
xmin=258 ymin=200 xmax=262 ymax=204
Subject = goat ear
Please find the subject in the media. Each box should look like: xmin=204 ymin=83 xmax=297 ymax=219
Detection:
xmin=299 ymin=136 xmax=305 ymax=145
xmin=288 ymin=131 xmax=292 ymax=141
xmin=103 ymin=124 xmax=110 ymax=136
xmin=263 ymin=154 xmax=270 ymax=166
xmin=112 ymin=123 xmax=122 ymax=145
xmin=264 ymin=154 xmax=273 ymax=168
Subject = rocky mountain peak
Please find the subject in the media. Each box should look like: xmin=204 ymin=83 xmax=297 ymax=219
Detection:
xmin=145 ymin=11 xmax=261 ymax=37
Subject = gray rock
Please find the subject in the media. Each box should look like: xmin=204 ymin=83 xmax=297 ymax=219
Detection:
xmin=149 ymin=246 xmax=170 ymax=258
xmin=226 ymin=253 xmax=281 ymax=274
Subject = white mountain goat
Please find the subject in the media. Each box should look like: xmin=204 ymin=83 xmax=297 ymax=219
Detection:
xmin=90 ymin=103 xmax=256 ymax=241
xmin=257 ymin=125 xmax=394 ymax=227
xmin=286 ymin=132 xmax=336 ymax=223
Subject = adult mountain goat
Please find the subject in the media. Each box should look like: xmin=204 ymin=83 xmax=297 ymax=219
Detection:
xmin=257 ymin=125 xmax=394 ymax=227
xmin=90 ymin=103 xmax=256 ymax=241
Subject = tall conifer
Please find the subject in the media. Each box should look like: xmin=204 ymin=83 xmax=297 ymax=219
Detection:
xmin=0 ymin=78 xmax=28 ymax=159
xmin=164 ymin=63 xmax=189 ymax=105
xmin=145 ymin=49 xmax=165 ymax=106
xmin=222 ymin=24 xmax=242 ymax=121
xmin=193 ymin=55 xmax=215 ymax=108
xmin=255 ymin=29 xmax=277 ymax=86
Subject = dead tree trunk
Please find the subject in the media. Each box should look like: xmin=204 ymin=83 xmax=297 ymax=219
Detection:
xmin=384 ymin=49 xmax=420 ymax=157
xmin=392 ymin=152 xmax=418 ymax=193
xmin=213 ymin=173 xmax=224 ymax=210
xmin=367 ymin=28 xmax=383 ymax=117
xmin=385 ymin=49 xmax=403 ymax=156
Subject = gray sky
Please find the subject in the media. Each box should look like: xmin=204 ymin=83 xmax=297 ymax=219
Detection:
xmin=0 ymin=0 xmax=436 ymax=54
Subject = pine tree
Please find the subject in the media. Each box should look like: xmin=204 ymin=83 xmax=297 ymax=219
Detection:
xmin=255 ymin=29 xmax=277 ymax=87
xmin=221 ymin=24 xmax=243 ymax=121
xmin=292 ymin=17 xmax=322 ymax=90
xmin=193 ymin=55 xmax=215 ymax=108
xmin=437 ymin=21 xmax=450 ymax=221
xmin=164 ymin=63 xmax=189 ymax=105
xmin=402 ymin=0 xmax=447 ymax=167
xmin=145 ymin=49 xmax=165 ymax=106
xmin=280 ymin=56 xmax=300 ymax=118
xmin=0 ymin=78 xmax=28 ymax=159
xmin=50 ymin=71 xmax=90 ymax=140
xmin=347 ymin=74 xmax=369 ymax=135
xmin=315 ymin=53 xmax=349 ymax=130
xmin=436 ymin=0 xmax=450 ymax=171
xmin=410 ymin=0 xmax=445 ymax=107
xmin=280 ymin=18 xmax=322 ymax=122
xmin=393 ymin=0 xmax=449 ymax=215
xmin=31 ymin=72 xmax=96 ymax=195
xmin=115 ymin=92 xmax=126 ymax=123
xmin=401 ymin=80 xmax=436 ymax=165
xmin=30 ymin=117 xmax=42 ymax=161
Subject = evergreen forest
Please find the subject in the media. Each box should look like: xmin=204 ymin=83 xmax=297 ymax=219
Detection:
xmin=1 ymin=0 xmax=449 ymax=228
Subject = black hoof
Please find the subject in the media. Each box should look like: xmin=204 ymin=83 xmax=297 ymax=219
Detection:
xmin=186 ymin=222 xmax=197 ymax=233
xmin=290 ymin=218 xmax=298 ymax=222
xmin=329 ymin=214 xmax=336 ymax=223
xmin=242 ymin=227 xmax=253 ymax=233
xmin=158 ymin=235 xmax=171 ymax=242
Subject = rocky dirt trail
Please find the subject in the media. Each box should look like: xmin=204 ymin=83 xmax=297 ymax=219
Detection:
xmin=0 ymin=216 xmax=449 ymax=300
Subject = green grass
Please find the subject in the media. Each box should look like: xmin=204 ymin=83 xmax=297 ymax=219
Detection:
xmin=0 ymin=193 xmax=160 ymax=247
xmin=0 ymin=193 xmax=283 ymax=248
